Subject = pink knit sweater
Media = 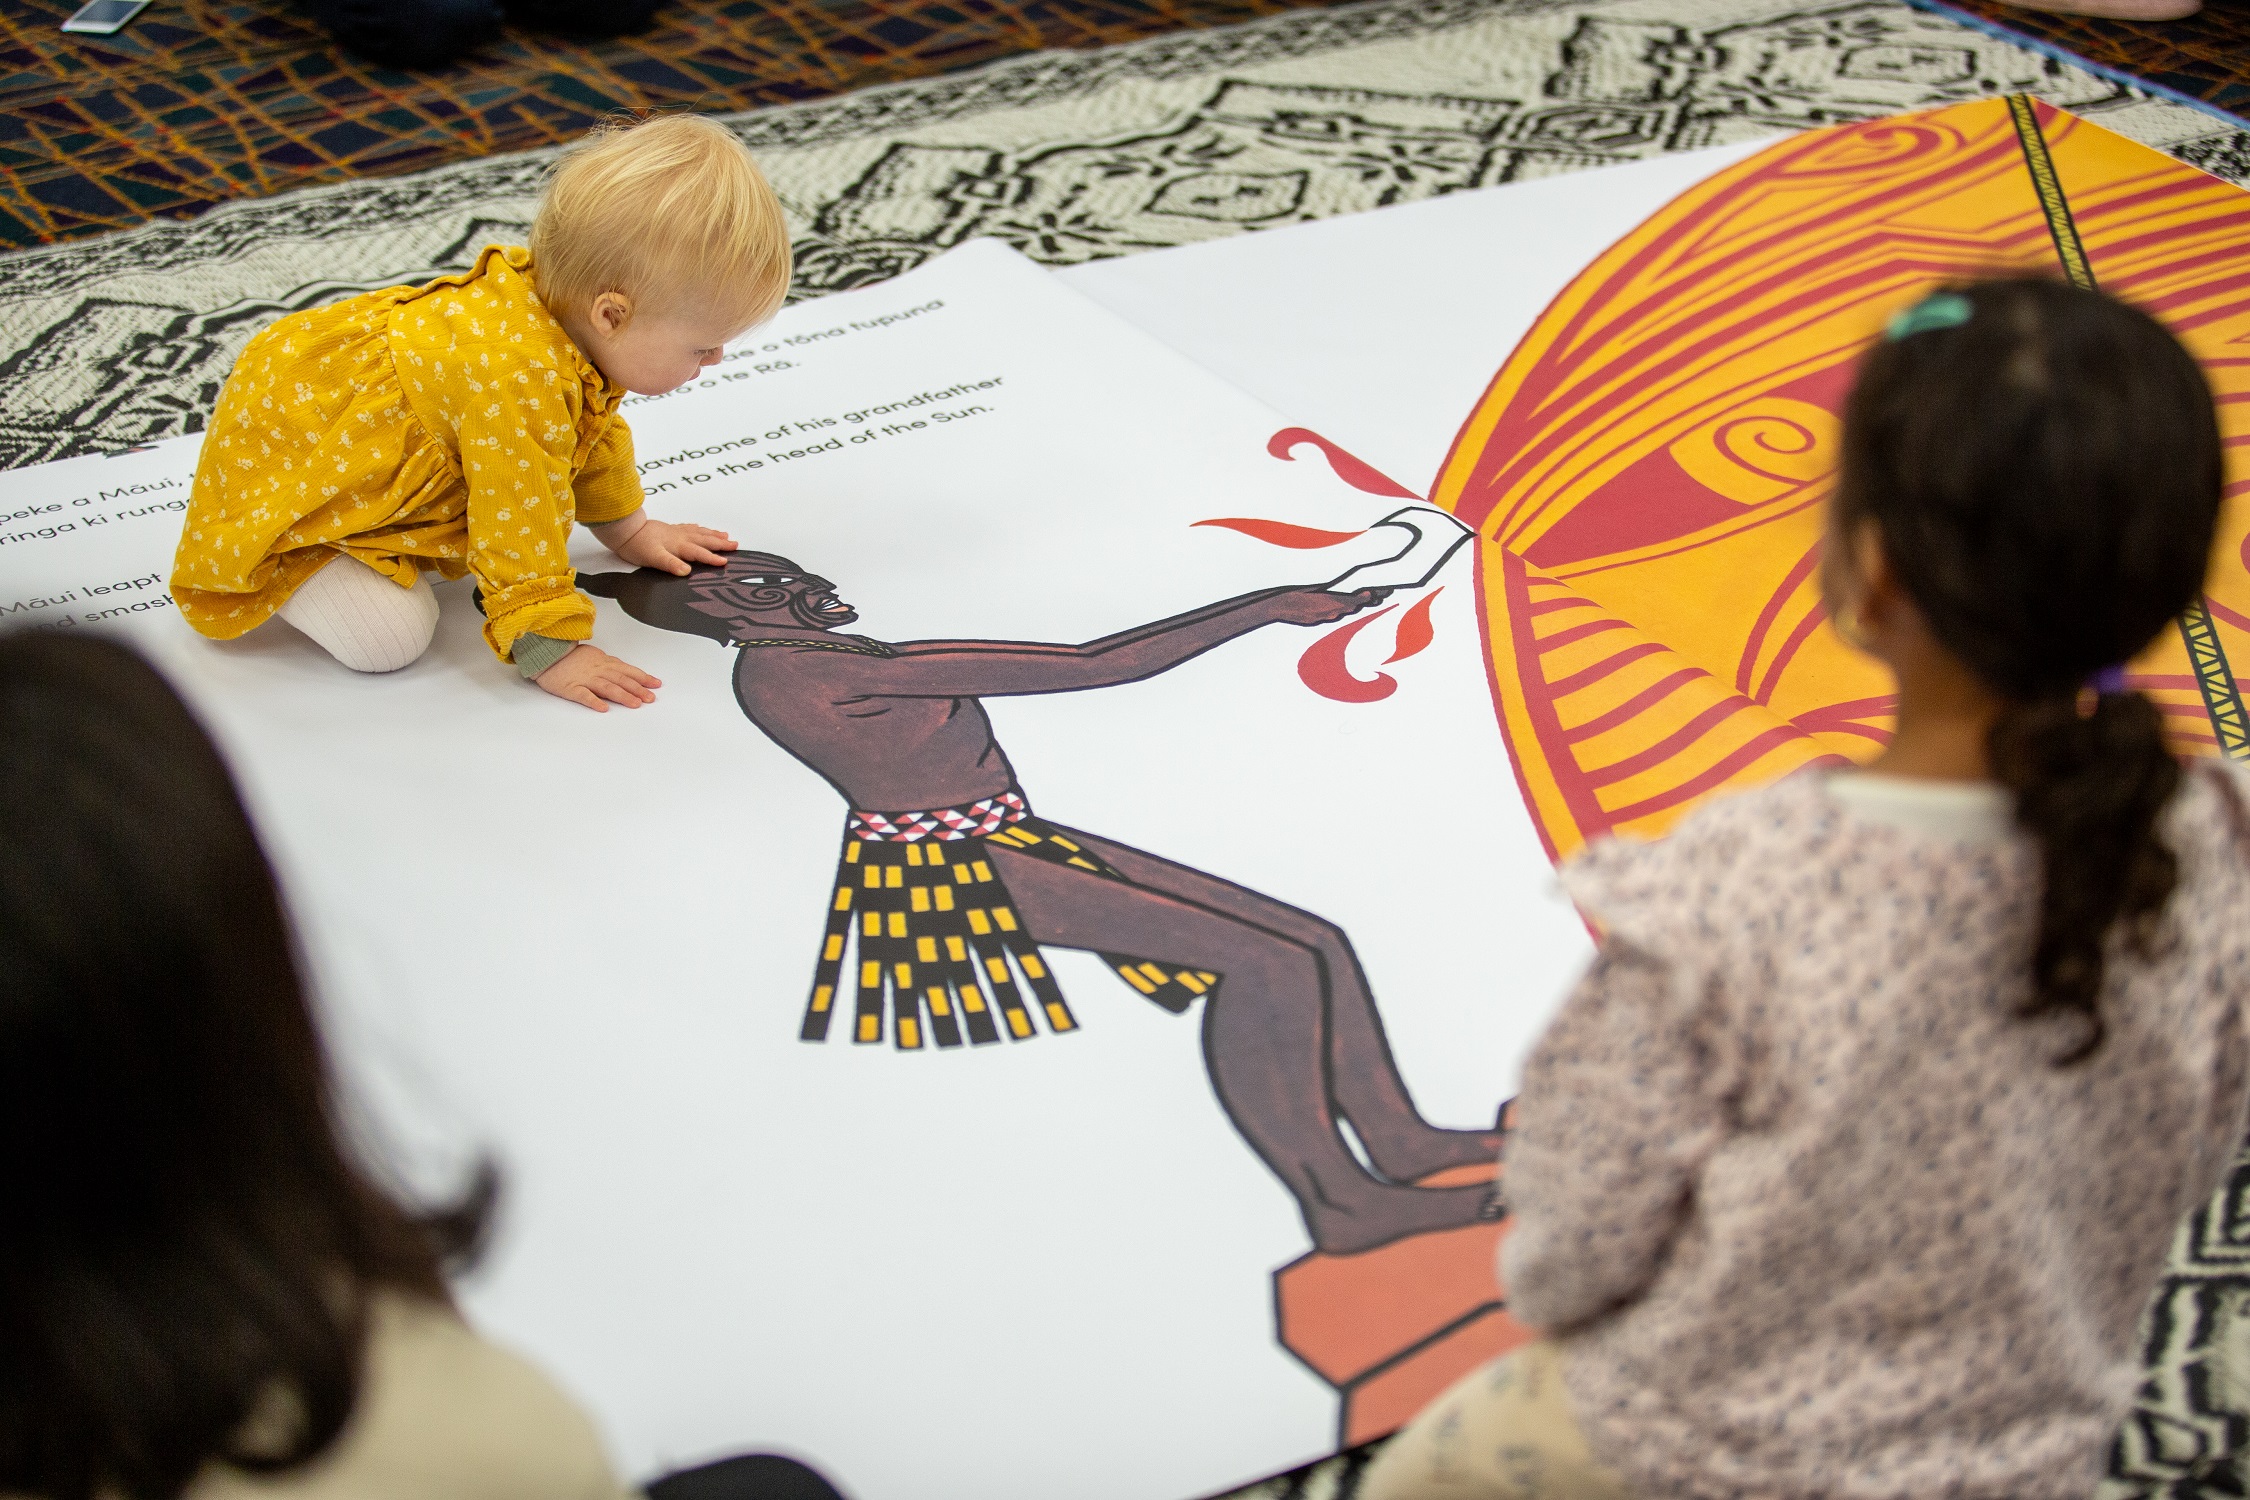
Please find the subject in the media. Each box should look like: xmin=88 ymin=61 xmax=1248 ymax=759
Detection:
xmin=1502 ymin=762 xmax=2250 ymax=1500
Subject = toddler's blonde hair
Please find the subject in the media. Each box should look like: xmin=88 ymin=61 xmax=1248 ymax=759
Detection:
xmin=531 ymin=113 xmax=792 ymax=329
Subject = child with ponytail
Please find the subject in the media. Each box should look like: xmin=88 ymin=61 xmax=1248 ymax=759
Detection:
xmin=1364 ymin=277 xmax=2250 ymax=1500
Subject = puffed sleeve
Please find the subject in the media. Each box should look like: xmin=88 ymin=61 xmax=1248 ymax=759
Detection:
xmin=448 ymin=351 xmax=596 ymax=661
xmin=572 ymin=414 xmax=645 ymax=528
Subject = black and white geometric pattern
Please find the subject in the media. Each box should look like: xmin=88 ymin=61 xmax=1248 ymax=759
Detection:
xmin=0 ymin=0 xmax=2241 ymax=477
xmin=3 ymin=2 xmax=2247 ymax=1492
xmin=2101 ymin=1154 xmax=2250 ymax=1500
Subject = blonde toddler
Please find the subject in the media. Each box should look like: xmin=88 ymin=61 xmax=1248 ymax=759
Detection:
xmin=170 ymin=113 xmax=790 ymax=711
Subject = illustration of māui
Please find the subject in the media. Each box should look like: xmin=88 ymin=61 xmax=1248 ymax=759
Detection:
xmin=580 ymin=549 xmax=1502 ymax=1254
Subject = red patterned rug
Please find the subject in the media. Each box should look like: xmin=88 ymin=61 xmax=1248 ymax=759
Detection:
xmin=1909 ymin=0 xmax=2249 ymax=126
xmin=0 ymin=0 xmax=1345 ymax=247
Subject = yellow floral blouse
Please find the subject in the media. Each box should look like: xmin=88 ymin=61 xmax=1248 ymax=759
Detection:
xmin=170 ymin=245 xmax=643 ymax=662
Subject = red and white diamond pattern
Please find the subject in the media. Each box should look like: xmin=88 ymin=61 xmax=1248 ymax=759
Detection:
xmin=848 ymin=789 xmax=1029 ymax=842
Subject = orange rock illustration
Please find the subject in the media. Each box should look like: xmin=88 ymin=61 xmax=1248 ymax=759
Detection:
xmin=1275 ymin=1164 xmax=1530 ymax=1447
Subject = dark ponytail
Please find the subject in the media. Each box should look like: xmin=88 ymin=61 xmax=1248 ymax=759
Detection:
xmin=1988 ymin=693 xmax=2178 ymax=1061
xmin=1839 ymin=278 xmax=2224 ymax=1063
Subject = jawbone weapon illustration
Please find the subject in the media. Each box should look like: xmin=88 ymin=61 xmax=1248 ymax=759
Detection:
xmin=1321 ymin=505 xmax=1475 ymax=592
xmin=1196 ymin=430 xmax=1478 ymax=705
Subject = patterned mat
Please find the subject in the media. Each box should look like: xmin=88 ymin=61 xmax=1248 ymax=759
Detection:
xmin=0 ymin=0 xmax=1344 ymax=248
xmin=6 ymin=0 xmax=2248 ymax=474
xmin=7 ymin=0 xmax=2242 ymax=251
xmin=4 ymin=1 xmax=2249 ymax=1495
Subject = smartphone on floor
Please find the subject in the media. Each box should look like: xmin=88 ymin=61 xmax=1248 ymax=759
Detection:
xmin=61 ymin=0 xmax=151 ymax=35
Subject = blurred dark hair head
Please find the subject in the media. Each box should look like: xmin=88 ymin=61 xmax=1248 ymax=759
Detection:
xmin=0 ymin=631 xmax=494 ymax=1500
xmin=1838 ymin=276 xmax=2224 ymax=1062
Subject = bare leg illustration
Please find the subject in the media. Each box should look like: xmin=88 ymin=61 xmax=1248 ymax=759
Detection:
xmin=1035 ymin=824 xmax=1501 ymax=1181
xmin=994 ymin=831 xmax=1498 ymax=1254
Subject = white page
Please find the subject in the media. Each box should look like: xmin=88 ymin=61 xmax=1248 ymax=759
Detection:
xmin=1057 ymin=140 xmax=1776 ymax=493
xmin=0 ymin=236 xmax=1590 ymax=1499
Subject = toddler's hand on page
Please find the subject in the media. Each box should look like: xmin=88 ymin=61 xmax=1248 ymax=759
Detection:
xmin=534 ymin=645 xmax=661 ymax=712
xmin=612 ymin=518 xmax=737 ymax=576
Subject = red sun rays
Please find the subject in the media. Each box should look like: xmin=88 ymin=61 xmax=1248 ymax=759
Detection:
xmin=1196 ymin=428 xmax=1453 ymax=704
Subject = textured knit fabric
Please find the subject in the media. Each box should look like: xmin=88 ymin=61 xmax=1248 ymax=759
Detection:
xmin=512 ymin=633 xmax=576 ymax=679
xmin=1503 ymin=763 xmax=2250 ymax=1500
xmin=170 ymin=245 xmax=644 ymax=662
xmin=275 ymin=553 xmax=440 ymax=673
xmin=1360 ymin=1340 xmax=1631 ymax=1500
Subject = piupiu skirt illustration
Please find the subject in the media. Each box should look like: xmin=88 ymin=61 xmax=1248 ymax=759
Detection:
xmin=803 ymin=789 xmax=1220 ymax=1049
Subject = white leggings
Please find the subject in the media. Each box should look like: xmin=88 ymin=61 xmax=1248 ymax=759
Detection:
xmin=276 ymin=553 xmax=440 ymax=673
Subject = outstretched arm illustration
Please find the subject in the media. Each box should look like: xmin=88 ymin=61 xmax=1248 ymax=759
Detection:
xmin=853 ymin=587 xmax=1367 ymax=696
xmin=582 ymin=553 xmax=1501 ymax=1254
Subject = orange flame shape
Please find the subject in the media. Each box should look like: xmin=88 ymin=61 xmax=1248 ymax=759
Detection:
xmin=1192 ymin=518 xmax=1366 ymax=548
xmin=1296 ymin=590 xmax=1446 ymax=703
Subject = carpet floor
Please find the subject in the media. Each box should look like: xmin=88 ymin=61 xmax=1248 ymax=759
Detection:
xmin=5 ymin=0 xmax=2246 ymax=250
xmin=8 ymin=0 xmax=2246 ymax=471
xmin=1915 ymin=0 xmax=2250 ymax=127
xmin=1 ymin=0 xmax=1348 ymax=247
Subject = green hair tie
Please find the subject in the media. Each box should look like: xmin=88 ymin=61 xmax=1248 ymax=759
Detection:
xmin=1885 ymin=292 xmax=1973 ymax=341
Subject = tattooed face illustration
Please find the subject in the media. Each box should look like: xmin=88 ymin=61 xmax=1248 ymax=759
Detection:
xmin=580 ymin=551 xmax=858 ymax=640
xmin=690 ymin=554 xmax=859 ymax=629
